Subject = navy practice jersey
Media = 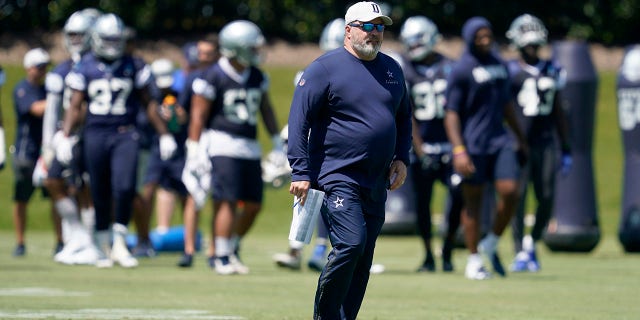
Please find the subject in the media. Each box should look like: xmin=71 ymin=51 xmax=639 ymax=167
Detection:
xmin=445 ymin=50 xmax=512 ymax=155
xmin=192 ymin=57 xmax=268 ymax=139
xmin=65 ymin=53 xmax=151 ymax=130
xmin=618 ymin=63 xmax=640 ymax=153
xmin=508 ymin=59 xmax=564 ymax=146
xmin=178 ymin=68 xmax=207 ymax=113
xmin=288 ymin=48 xmax=412 ymax=195
xmin=13 ymin=79 xmax=45 ymax=161
xmin=401 ymin=53 xmax=455 ymax=144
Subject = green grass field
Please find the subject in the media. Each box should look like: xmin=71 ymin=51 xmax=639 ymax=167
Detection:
xmin=0 ymin=65 xmax=638 ymax=319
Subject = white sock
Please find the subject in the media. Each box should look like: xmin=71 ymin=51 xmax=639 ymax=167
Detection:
xmin=95 ymin=230 xmax=111 ymax=255
xmin=315 ymin=237 xmax=328 ymax=247
xmin=289 ymin=240 xmax=304 ymax=250
xmin=80 ymin=207 xmax=95 ymax=231
xmin=112 ymin=223 xmax=128 ymax=249
xmin=468 ymin=253 xmax=483 ymax=265
xmin=215 ymin=237 xmax=232 ymax=257
xmin=55 ymin=197 xmax=79 ymax=222
xmin=523 ymin=235 xmax=535 ymax=252
xmin=483 ymin=232 xmax=499 ymax=251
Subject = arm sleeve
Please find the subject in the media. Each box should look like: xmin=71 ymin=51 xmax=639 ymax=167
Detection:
xmin=287 ymin=62 xmax=328 ymax=182
xmin=43 ymin=72 xmax=64 ymax=149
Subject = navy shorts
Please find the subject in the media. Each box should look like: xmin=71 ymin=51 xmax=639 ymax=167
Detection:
xmin=143 ymin=147 xmax=188 ymax=196
xmin=12 ymin=156 xmax=47 ymax=201
xmin=48 ymin=139 xmax=87 ymax=188
xmin=465 ymin=145 xmax=520 ymax=185
xmin=210 ymin=156 xmax=262 ymax=202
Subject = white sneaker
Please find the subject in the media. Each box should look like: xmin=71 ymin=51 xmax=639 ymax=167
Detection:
xmin=70 ymin=245 xmax=100 ymax=265
xmin=54 ymin=225 xmax=92 ymax=265
xmin=230 ymin=254 xmax=250 ymax=275
xmin=370 ymin=263 xmax=385 ymax=274
xmin=214 ymin=256 xmax=237 ymax=275
xmin=273 ymin=252 xmax=302 ymax=270
xmin=111 ymin=242 xmax=139 ymax=268
xmin=95 ymin=248 xmax=114 ymax=268
xmin=510 ymin=251 xmax=531 ymax=272
xmin=465 ymin=256 xmax=491 ymax=280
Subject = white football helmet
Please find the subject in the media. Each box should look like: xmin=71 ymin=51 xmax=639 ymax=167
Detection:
xmin=400 ymin=16 xmax=442 ymax=61
xmin=319 ymin=18 xmax=345 ymax=52
xmin=91 ymin=13 xmax=126 ymax=60
xmin=621 ymin=46 xmax=640 ymax=82
xmin=506 ymin=14 xmax=548 ymax=49
xmin=219 ymin=20 xmax=265 ymax=67
xmin=64 ymin=10 xmax=98 ymax=59
xmin=80 ymin=8 xmax=102 ymax=22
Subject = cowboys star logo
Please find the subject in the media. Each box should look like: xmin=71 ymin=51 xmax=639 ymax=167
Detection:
xmin=333 ymin=196 xmax=344 ymax=208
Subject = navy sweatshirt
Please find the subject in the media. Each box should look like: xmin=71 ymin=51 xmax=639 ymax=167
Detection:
xmin=287 ymin=47 xmax=412 ymax=199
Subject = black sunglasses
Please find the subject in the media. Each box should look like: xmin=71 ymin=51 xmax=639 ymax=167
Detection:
xmin=349 ymin=23 xmax=385 ymax=32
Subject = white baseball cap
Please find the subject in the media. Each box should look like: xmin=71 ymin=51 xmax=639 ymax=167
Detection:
xmin=345 ymin=1 xmax=392 ymax=26
xmin=150 ymin=58 xmax=175 ymax=89
xmin=23 ymin=48 xmax=51 ymax=69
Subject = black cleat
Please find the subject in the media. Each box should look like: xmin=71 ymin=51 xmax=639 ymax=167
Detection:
xmin=177 ymin=253 xmax=193 ymax=268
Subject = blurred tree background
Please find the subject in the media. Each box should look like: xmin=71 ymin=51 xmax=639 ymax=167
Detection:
xmin=0 ymin=0 xmax=639 ymax=45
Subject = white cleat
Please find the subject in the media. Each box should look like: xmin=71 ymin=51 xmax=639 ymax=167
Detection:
xmin=95 ymin=250 xmax=114 ymax=269
xmin=272 ymin=252 xmax=302 ymax=270
xmin=71 ymin=245 xmax=100 ymax=265
xmin=465 ymin=256 xmax=491 ymax=280
xmin=230 ymin=254 xmax=250 ymax=275
xmin=110 ymin=243 xmax=139 ymax=268
xmin=214 ymin=256 xmax=237 ymax=275
xmin=370 ymin=263 xmax=385 ymax=274
xmin=54 ymin=226 xmax=93 ymax=265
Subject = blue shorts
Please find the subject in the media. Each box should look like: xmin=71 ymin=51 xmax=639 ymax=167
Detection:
xmin=465 ymin=145 xmax=520 ymax=185
xmin=210 ymin=156 xmax=262 ymax=202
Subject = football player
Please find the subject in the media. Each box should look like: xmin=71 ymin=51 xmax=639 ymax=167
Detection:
xmin=175 ymin=33 xmax=220 ymax=268
xmin=444 ymin=17 xmax=527 ymax=280
xmin=41 ymin=9 xmax=100 ymax=265
xmin=137 ymin=58 xmax=189 ymax=255
xmin=397 ymin=16 xmax=463 ymax=273
xmin=505 ymin=14 xmax=571 ymax=272
xmin=186 ymin=20 xmax=282 ymax=275
xmin=58 ymin=13 xmax=174 ymax=268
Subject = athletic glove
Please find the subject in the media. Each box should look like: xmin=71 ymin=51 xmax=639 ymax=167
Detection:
xmin=159 ymin=133 xmax=177 ymax=160
xmin=32 ymin=156 xmax=48 ymax=187
xmin=182 ymin=139 xmax=212 ymax=209
xmin=54 ymin=131 xmax=79 ymax=166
